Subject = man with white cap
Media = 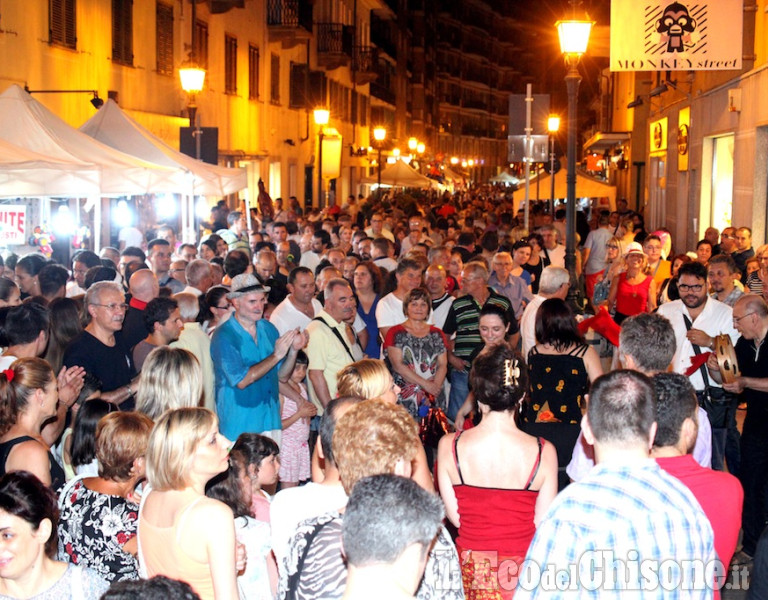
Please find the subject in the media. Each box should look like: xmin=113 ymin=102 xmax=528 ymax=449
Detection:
xmin=211 ymin=273 xmax=307 ymax=442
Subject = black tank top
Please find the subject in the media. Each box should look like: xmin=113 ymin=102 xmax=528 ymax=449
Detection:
xmin=0 ymin=436 xmax=65 ymax=491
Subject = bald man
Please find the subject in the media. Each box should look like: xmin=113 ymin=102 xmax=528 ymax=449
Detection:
xmin=122 ymin=269 xmax=160 ymax=350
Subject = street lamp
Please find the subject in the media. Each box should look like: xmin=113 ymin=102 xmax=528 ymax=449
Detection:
xmin=373 ymin=126 xmax=386 ymax=198
xmin=179 ymin=0 xmax=206 ymax=133
xmin=408 ymin=137 xmax=418 ymax=152
xmin=547 ymin=115 xmax=560 ymax=215
xmin=314 ymin=108 xmax=330 ymax=209
xmin=556 ymin=9 xmax=593 ymax=311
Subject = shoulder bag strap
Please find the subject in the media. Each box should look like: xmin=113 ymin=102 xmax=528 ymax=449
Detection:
xmin=683 ymin=314 xmax=710 ymax=388
xmin=286 ymin=519 xmax=333 ymax=600
xmin=312 ymin=316 xmax=356 ymax=362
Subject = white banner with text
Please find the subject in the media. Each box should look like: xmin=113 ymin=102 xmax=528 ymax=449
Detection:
xmin=610 ymin=0 xmax=742 ymax=71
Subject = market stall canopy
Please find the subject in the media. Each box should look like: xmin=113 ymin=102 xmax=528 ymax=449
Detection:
xmin=489 ymin=171 xmax=518 ymax=185
xmin=80 ymin=99 xmax=246 ymax=196
xmin=360 ymin=160 xmax=436 ymax=189
xmin=532 ymin=168 xmax=616 ymax=202
xmin=443 ymin=166 xmax=467 ymax=182
xmin=0 ymin=85 xmax=182 ymax=195
xmin=0 ymin=138 xmax=102 ymax=197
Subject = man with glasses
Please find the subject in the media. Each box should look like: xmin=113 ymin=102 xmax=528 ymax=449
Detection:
xmin=658 ymin=262 xmax=739 ymax=471
xmin=643 ymin=234 xmax=671 ymax=289
xmin=63 ymin=281 xmax=139 ymax=409
xmin=719 ymin=226 xmax=738 ymax=255
xmin=365 ymin=213 xmax=394 ymax=243
xmin=707 ymin=294 xmax=768 ymax=565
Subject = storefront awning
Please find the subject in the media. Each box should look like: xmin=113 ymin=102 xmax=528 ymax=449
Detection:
xmin=583 ymin=132 xmax=630 ymax=153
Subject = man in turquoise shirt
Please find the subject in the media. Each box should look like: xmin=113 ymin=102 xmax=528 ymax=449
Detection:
xmin=211 ymin=273 xmax=305 ymax=441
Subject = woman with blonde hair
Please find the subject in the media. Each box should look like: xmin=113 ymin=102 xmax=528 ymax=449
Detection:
xmin=336 ymin=358 xmax=434 ymax=491
xmin=138 ymin=407 xmax=238 ymax=600
xmin=136 ymin=347 xmax=203 ymax=420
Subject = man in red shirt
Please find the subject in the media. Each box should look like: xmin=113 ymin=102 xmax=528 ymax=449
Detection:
xmin=651 ymin=372 xmax=743 ymax=573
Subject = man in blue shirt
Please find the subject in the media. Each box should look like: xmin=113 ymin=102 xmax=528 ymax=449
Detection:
xmin=519 ymin=370 xmax=716 ymax=599
xmin=211 ymin=273 xmax=306 ymax=441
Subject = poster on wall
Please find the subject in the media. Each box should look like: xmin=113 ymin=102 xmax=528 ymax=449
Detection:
xmin=650 ymin=117 xmax=668 ymax=155
xmin=0 ymin=205 xmax=26 ymax=245
xmin=610 ymin=0 xmax=743 ymax=71
xmin=678 ymin=107 xmax=690 ymax=171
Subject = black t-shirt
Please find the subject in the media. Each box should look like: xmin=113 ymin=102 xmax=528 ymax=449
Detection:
xmin=63 ymin=330 xmax=136 ymax=408
xmin=734 ymin=336 xmax=768 ymax=436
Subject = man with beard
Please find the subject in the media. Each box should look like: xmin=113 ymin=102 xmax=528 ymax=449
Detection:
xmin=658 ymin=261 xmax=738 ymax=471
xmin=211 ymin=273 xmax=305 ymax=441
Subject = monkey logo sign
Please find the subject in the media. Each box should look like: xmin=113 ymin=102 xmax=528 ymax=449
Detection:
xmin=610 ymin=0 xmax=742 ymax=72
xmin=0 ymin=206 xmax=26 ymax=245
xmin=656 ymin=2 xmax=696 ymax=53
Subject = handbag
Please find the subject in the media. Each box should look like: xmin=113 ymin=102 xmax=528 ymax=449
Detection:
xmin=419 ymin=393 xmax=450 ymax=447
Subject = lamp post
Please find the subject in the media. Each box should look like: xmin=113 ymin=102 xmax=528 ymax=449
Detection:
xmin=547 ymin=115 xmax=560 ymax=215
xmin=373 ymin=126 xmax=386 ymax=198
xmin=314 ymin=108 xmax=330 ymax=209
xmin=179 ymin=0 xmax=206 ymax=160
xmin=556 ymin=11 xmax=593 ymax=311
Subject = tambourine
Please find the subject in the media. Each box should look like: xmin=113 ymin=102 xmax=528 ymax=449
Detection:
xmin=714 ymin=334 xmax=740 ymax=384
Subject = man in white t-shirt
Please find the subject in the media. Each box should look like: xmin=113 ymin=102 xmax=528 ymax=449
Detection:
xmin=519 ymin=266 xmax=570 ymax=358
xmin=375 ymin=258 xmax=426 ymax=341
xmin=269 ymin=267 xmax=324 ymax=335
xmin=538 ymin=224 xmax=565 ymax=268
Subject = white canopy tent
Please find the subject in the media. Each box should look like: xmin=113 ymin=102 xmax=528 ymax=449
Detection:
xmin=80 ymin=99 xmax=246 ymax=197
xmin=0 ymin=139 xmax=101 ymax=198
xmin=0 ymin=85 xmax=182 ymax=195
xmin=489 ymin=171 xmax=518 ymax=185
xmin=361 ymin=160 xmax=436 ymax=189
xmin=532 ymin=168 xmax=617 ymax=202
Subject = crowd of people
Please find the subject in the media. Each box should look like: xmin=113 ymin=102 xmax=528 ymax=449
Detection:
xmin=0 ymin=189 xmax=766 ymax=599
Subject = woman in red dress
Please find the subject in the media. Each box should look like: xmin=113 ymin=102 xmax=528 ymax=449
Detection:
xmin=437 ymin=346 xmax=558 ymax=599
xmin=606 ymin=241 xmax=657 ymax=324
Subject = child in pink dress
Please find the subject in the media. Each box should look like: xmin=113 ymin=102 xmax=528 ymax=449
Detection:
xmin=278 ymin=351 xmax=316 ymax=488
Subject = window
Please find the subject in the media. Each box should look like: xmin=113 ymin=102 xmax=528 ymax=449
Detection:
xmin=248 ymin=45 xmax=260 ymax=100
xmin=49 ymin=0 xmax=76 ymax=49
xmin=194 ymin=20 xmax=209 ymax=69
xmin=271 ymin=53 xmax=280 ymax=104
xmin=225 ymin=35 xmax=237 ymax=94
xmin=156 ymin=2 xmax=173 ymax=76
xmin=112 ymin=0 xmax=133 ymax=66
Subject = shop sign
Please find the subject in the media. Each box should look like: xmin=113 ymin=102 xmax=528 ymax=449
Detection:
xmin=650 ymin=117 xmax=668 ymax=155
xmin=678 ymin=107 xmax=690 ymax=171
xmin=0 ymin=206 xmax=26 ymax=245
xmin=610 ymin=0 xmax=742 ymax=72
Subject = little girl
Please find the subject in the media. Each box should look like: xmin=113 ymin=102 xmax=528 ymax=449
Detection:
xmin=233 ymin=433 xmax=281 ymax=523
xmin=205 ymin=452 xmax=274 ymax=600
xmin=278 ymin=350 xmax=316 ymax=488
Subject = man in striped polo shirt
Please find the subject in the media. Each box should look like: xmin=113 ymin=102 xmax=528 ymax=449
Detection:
xmin=443 ymin=260 xmax=518 ymax=422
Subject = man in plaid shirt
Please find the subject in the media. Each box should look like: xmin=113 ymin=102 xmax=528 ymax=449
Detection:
xmin=517 ymin=370 xmax=717 ymax=598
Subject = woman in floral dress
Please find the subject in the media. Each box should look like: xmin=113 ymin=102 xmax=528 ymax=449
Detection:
xmin=57 ymin=412 xmax=153 ymax=582
xmin=383 ymin=288 xmax=448 ymax=420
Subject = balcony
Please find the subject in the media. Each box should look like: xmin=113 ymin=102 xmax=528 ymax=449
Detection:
xmin=267 ymin=0 xmax=313 ymax=49
xmin=316 ymin=23 xmax=354 ymax=70
xmin=352 ymin=46 xmax=378 ymax=84
xmin=371 ymin=80 xmax=395 ymax=105
xmin=371 ymin=15 xmax=397 ymax=59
